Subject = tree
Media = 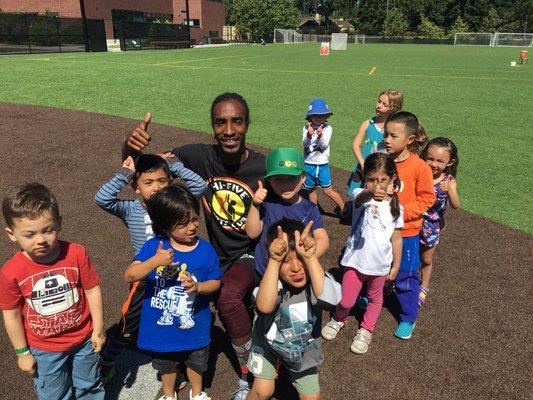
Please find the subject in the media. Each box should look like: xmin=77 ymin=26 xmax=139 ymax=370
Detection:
xmin=448 ymin=16 xmax=469 ymax=37
xmin=232 ymin=0 xmax=300 ymax=42
xmin=381 ymin=7 xmax=409 ymax=37
xmin=480 ymin=7 xmax=502 ymax=32
xmin=417 ymin=15 xmax=445 ymax=38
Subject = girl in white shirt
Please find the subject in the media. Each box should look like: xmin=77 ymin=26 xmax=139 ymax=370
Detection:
xmin=321 ymin=152 xmax=403 ymax=354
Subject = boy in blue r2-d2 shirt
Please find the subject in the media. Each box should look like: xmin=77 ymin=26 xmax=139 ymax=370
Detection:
xmin=124 ymin=185 xmax=221 ymax=400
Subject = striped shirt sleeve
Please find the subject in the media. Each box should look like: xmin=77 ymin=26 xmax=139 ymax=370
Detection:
xmin=167 ymin=158 xmax=207 ymax=198
xmin=94 ymin=168 xmax=135 ymax=220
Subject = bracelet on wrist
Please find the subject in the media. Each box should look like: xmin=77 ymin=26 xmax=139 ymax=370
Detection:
xmin=15 ymin=346 xmax=30 ymax=356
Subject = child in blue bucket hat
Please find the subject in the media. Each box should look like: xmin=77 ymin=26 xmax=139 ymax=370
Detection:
xmin=302 ymin=98 xmax=347 ymax=217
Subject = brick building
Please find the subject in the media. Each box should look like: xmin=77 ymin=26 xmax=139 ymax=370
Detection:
xmin=0 ymin=0 xmax=225 ymax=45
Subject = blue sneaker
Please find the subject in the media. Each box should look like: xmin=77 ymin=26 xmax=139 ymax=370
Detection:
xmin=355 ymin=295 xmax=369 ymax=310
xmin=394 ymin=321 xmax=416 ymax=339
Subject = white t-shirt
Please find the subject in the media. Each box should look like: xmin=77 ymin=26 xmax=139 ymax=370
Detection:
xmin=341 ymin=188 xmax=404 ymax=276
xmin=302 ymin=124 xmax=332 ymax=165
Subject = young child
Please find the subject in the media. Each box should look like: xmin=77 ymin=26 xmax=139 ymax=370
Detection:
xmin=94 ymin=153 xmax=206 ymax=253
xmin=246 ymin=218 xmax=341 ymax=400
xmin=94 ymin=153 xmax=206 ymax=379
xmin=301 ymin=98 xmax=346 ymax=216
xmin=383 ymin=111 xmax=435 ymax=339
xmin=245 ymin=147 xmax=329 ymax=278
xmin=0 ymin=183 xmax=105 ymax=399
xmin=347 ymin=89 xmax=403 ymax=196
xmin=322 ymin=153 xmax=403 ymax=354
xmin=124 ymin=185 xmax=221 ymax=400
xmin=418 ymin=137 xmax=460 ymax=306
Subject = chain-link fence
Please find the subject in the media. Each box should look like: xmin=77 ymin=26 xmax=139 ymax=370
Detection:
xmin=114 ymin=21 xmax=190 ymax=50
xmin=0 ymin=13 xmax=106 ymax=55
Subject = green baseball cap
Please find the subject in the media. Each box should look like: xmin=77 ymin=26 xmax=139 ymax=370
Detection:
xmin=264 ymin=147 xmax=305 ymax=179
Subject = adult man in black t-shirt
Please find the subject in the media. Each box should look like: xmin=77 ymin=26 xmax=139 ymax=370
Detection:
xmin=124 ymin=93 xmax=265 ymax=399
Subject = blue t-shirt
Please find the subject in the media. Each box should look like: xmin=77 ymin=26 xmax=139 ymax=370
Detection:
xmin=134 ymin=237 xmax=222 ymax=352
xmin=254 ymin=198 xmax=324 ymax=276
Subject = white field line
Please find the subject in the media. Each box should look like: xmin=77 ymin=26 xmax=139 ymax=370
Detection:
xmin=18 ymin=56 xmax=533 ymax=83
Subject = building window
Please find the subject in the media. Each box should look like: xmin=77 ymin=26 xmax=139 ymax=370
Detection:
xmin=209 ymin=31 xmax=218 ymax=38
xmin=185 ymin=19 xmax=200 ymax=27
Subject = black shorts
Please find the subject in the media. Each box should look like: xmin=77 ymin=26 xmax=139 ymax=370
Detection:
xmin=143 ymin=346 xmax=210 ymax=374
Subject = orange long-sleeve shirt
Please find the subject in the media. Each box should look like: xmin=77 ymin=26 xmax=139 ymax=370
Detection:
xmin=396 ymin=152 xmax=436 ymax=237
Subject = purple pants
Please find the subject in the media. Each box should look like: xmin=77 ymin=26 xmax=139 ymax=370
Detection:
xmin=214 ymin=258 xmax=257 ymax=340
xmin=334 ymin=268 xmax=387 ymax=333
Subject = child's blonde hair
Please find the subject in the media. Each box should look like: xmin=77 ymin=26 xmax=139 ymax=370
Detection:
xmin=379 ymin=89 xmax=404 ymax=113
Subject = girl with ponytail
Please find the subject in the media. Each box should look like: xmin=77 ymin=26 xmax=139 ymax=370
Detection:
xmin=321 ymin=153 xmax=403 ymax=354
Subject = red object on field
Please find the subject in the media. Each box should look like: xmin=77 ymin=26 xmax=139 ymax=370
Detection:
xmin=320 ymin=42 xmax=330 ymax=56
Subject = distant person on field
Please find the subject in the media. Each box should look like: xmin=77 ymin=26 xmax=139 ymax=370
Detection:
xmin=418 ymin=137 xmax=460 ymax=306
xmin=347 ymin=89 xmax=403 ymax=196
xmin=246 ymin=218 xmax=341 ymax=400
xmin=0 ymin=183 xmax=105 ymax=400
xmin=383 ymin=111 xmax=434 ymax=340
xmin=94 ymin=147 xmax=206 ymax=382
xmin=123 ymin=185 xmax=221 ymax=400
xmin=302 ymin=98 xmax=347 ymax=217
xmin=322 ymin=153 xmax=403 ymax=354
xmin=245 ymin=147 xmax=329 ymax=278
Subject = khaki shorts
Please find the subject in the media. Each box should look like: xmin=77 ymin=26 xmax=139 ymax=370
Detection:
xmin=247 ymin=335 xmax=320 ymax=395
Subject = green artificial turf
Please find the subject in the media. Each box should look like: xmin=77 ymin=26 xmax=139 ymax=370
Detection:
xmin=1 ymin=43 xmax=531 ymax=233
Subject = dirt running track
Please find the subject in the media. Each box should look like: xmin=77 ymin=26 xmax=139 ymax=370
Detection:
xmin=0 ymin=103 xmax=530 ymax=400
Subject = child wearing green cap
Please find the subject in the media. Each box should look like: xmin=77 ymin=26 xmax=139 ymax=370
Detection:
xmin=245 ymin=147 xmax=329 ymax=277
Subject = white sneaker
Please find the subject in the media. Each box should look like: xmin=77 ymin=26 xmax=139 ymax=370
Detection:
xmin=190 ymin=390 xmax=211 ymax=400
xmin=321 ymin=318 xmax=345 ymax=340
xmin=350 ymin=328 xmax=372 ymax=354
xmin=158 ymin=393 xmax=177 ymax=400
xmin=230 ymin=378 xmax=250 ymax=400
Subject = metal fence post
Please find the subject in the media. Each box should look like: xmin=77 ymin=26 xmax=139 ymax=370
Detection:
xmin=56 ymin=16 xmax=62 ymax=53
xmin=24 ymin=14 xmax=32 ymax=54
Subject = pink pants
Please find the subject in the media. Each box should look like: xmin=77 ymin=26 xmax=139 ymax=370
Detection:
xmin=333 ymin=268 xmax=387 ymax=333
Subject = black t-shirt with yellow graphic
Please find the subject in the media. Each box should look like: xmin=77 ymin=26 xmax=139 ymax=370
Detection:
xmin=173 ymin=144 xmax=265 ymax=272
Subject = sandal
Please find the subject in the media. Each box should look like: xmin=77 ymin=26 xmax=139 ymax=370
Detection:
xmin=418 ymin=287 xmax=429 ymax=307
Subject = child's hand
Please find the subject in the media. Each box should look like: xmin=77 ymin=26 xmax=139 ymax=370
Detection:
xmin=122 ymin=156 xmax=135 ymax=172
xmin=153 ymin=241 xmax=174 ymax=266
xmin=316 ymin=124 xmax=324 ymax=136
xmin=252 ymin=180 xmax=268 ymax=206
xmin=17 ymin=353 xmax=36 ymax=376
xmin=387 ymin=266 xmax=399 ymax=282
xmin=306 ymin=123 xmax=314 ymax=138
xmin=295 ymin=221 xmax=316 ymax=258
xmin=440 ymin=177 xmax=456 ymax=193
xmin=91 ymin=330 xmax=106 ymax=352
xmin=364 ymin=178 xmax=387 ymax=201
xmin=268 ymin=226 xmax=289 ymax=262
xmin=181 ymin=272 xmax=199 ymax=293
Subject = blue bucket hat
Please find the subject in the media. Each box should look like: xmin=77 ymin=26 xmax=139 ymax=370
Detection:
xmin=306 ymin=98 xmax=332 ymax=118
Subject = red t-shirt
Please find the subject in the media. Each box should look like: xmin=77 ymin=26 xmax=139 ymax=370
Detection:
xmin=0 ymin=241 xmax=100 ymax=352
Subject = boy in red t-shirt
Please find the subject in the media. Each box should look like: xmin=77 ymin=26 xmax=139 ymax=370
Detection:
xmin=0 ymin=183 xmax=105 ymax=399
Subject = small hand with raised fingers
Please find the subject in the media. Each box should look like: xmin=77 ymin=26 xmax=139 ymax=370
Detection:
xmin=306 ymin=123 xmax=314 ymax=138
xmin=295 ymin=221 xmax=316 ymax=258
xmin=125 ymin=112 xmax=152 ymax=152
xmin=316 ymin=124 xmax=324 ymax=136
xmin=252 ymin=180 xmax=268 ymax=206
xmin=154 ymin=241 xmax=174 ymax=266
xmin=91 ymin=330 xmax=106 ymax=352
xmin=181 ymin=272 xmax=199 ymax=294
xmin=268 ymin=226 xmax=289 ymax=262
xmin=122 ymin=156 xmax=135 ymax=172
xmin=17 ymin=353 xmax=36 ymax=376
xmin=365 ymin=178 xmax=387 ymax=201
